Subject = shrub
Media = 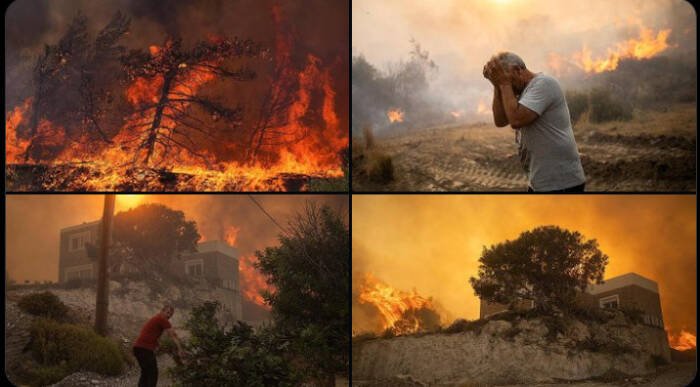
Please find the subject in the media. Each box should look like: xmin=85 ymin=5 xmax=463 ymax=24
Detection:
xmin=589 ymin=88 xmax=633 ymax=123
xmin=170 ymin=301 xmax=298 ymax=387
xmin=442 ymin=318 xmax=490 ymax=334
xmin=566 ymin=90 xmax=589 ymax=124
xmin=17 ymin=291 xmax=69 ymax=321
xmin=367 ymin=153 xmax=394 ymax=183
xmin=28 ymin=318 xmax=125 ymax=384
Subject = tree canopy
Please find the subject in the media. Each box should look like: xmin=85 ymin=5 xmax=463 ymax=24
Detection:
xmin=255 ymin=203 xmax=349 ymax=382
xmin=107 ymin=203 xmax=200 ymax=277
xmin=469 ymin=225 xmax=609 ymax=313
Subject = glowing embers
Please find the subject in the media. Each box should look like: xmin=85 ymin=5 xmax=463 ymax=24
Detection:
xmin=358 ymin=273 xmax=441 ymax=335
xmin=387 ymin=108 xmax=404 ymax=123
xmin=667 ymin=329 xmax=697 ymax=351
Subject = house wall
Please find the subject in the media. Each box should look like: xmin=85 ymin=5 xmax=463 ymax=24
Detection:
xmin=591 ymin=284 xmax=665 ymax=328
xmin=58 ymin=222 xmax=100 ymax=282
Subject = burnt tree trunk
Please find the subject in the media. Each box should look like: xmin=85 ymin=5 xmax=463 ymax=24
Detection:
xmin=142 ymin=69 xmax=177 ymax=165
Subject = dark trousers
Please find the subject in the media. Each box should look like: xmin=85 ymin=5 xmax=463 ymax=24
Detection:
xmin=133 ymin=347 xmax=158 ymax=387
xmin=528 ymin=182 xmax=585 ymax=193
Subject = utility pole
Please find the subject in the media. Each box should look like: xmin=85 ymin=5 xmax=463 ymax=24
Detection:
xmin=95 ymin=194 xmax=115 ymax=336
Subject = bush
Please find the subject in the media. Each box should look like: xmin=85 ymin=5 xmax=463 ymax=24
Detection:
xmin=17 ymin=291 xmax=70 ymax=321
xmin=367 ymin=153 xmax=394 ymax=183
xmin=442 ymin=318 xmax=489 ymax=334
xmin=566 ymin=90 xmax=589 ymax=124
xmin=589 ymin=88 xmax=633 ymax=123
xmin=28 ymin=318 xmax=125 ymax=384
xmin=170 ymin=301 xmax=298 ymax=387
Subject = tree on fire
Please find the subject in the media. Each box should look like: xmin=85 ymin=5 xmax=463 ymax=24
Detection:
xmin=120 ymin=36 xmax=263 ymax=166
xmin=96 ymin=204 xmax=200 ymax=279
xmin=23 ymin=12 xmax=131 ymax=162
xmin=469 ymin=226 xmax=609 ymax=314
xmin=255 ymin=204 xmax=349 ymax=383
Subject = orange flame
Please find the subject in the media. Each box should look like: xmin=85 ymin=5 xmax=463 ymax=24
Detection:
xmin=358 ymin=273 xmax=437 ymax=335
xmin=5 ymin=98 xmax=32 ymax=163
xmin=387 ymin=108 xmax=404 ymax=123
xmin=224 ymin=225 xmax=241 ymax=247
xmin=477 ymin=100 xmax=490 ymax=115
xmin=667 ymin=329 xmax=697 ymax=351
xmin=5 ymin=6 xmax=347 ymax=191
xmin=239 ymin=254 xmax=271 ymax=309
xmin=567 ymin=26 xmax=672 ymax=74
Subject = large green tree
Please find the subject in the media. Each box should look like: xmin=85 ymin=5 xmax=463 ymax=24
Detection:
xmin=469 ymin=225 xmax=609 ymax=313
xmin=256 ymin=203 xmax=349 ymax=383
xmin=107 ymin=203 xmax=200 ymax=277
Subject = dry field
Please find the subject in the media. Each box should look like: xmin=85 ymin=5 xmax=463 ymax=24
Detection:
xmin=352 ymin=104 xmax=695 ymax=192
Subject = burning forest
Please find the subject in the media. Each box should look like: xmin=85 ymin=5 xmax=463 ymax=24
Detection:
xmin=5 ymin=0 xmax=349 ymax=192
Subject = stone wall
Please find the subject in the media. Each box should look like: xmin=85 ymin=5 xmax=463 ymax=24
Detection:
xmin=353 ymin=311 xmax=671 ymax=386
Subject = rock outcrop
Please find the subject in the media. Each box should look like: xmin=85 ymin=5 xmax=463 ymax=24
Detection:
xmin=352 ymin=311 xmax=670 ymax=386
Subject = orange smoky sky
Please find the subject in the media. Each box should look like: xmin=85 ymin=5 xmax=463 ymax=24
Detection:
xmin=352 ymin=195 xmax=696 ymax=336
xmin=352 ymin=0 xmax=695 ymax=109
xmin=6 ymin=194 xmax=348 ymax=285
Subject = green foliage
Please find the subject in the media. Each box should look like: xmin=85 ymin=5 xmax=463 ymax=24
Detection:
xmin=17 ymin=291 xmax=70 ymax=321
xmin=589 ymin=88 xmax=633 ymax=123
xmin=111 ymin=203 xmax=201 ymax=275
xmin=367 ymin=153 xmax=394 ymax=183
xmin=256 ymin=204 xmax=349 ymax=381
xmin=28 ymin=318 xmax=124 ymax=384
xmin=170 ymin=301 xmax=298 ymax=387
xmin=565 ymin=90 xmax=589 ymax=124
xmin=469 ymin=225 xmax=609 ymax=314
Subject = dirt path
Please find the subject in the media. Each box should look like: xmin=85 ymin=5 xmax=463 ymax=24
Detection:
xmin=49 ymin=355 xmax=176 ymax=386
xmin=353 ymin=111 xmax=696 ymax=192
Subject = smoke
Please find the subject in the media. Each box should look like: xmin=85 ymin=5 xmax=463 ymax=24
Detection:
xmin=352 ymin=195 xmax=696 ymax=337
xmin=351 ymin=0 xmax=695 ymax=130
xmin=5 ymin=194 xmax=348 ymax=294
xmin=5 ymin=0 xmax=349 ymax=138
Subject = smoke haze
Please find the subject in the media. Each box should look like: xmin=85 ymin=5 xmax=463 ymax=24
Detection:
xmin=352 ymin=0 xmax=695 ymax=126
xmin=352 ymin=195 xmax=696 ymax=336
xmin=6 ymin=194 xmax=348 ymax=285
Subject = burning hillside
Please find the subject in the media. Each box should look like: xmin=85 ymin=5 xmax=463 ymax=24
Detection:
xmin=5 ymin=2 xmax=348 ymax=192
xmin=354 ymin=273 xmax=442 ymax=336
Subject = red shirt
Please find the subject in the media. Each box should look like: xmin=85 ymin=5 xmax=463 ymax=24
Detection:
xmin=133 ymin=314 xmax=172 ymax=351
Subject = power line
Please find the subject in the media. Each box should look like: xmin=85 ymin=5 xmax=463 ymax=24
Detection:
xmin=247 ymin=195 xmax=287 ymax=234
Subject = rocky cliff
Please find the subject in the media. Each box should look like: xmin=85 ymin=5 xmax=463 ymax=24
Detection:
xmin=352 ymin=310 xmax=670 ymax=386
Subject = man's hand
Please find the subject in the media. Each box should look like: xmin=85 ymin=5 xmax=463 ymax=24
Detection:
xmin=486 ymin=59 xmax=509 ymax=85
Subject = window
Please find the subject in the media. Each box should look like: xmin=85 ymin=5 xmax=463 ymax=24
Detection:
xmin=185 ymin=259 xmax=204 ymax=277
xmin=599 ymin=294 xmax=620 ymax=309
xmin=68 ymin=231 xmax=91 ymax=252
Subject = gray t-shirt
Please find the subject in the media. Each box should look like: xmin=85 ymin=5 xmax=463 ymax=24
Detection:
xmin=517 ymin=73 xmax=586 ymax=191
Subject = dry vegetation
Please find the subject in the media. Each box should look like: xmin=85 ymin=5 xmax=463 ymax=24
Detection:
xmin=352 ymin=103 xmax=695 ymax=192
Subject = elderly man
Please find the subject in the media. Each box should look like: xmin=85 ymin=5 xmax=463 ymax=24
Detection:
xmin=483 ymin=52 xmax=585 ymax=192
xmin=133 ymin=304 xmax=185 ymax=387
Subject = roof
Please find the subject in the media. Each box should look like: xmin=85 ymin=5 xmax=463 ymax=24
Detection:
xmin=60 ymin=220 xmax=100 ymax=233
xmin=189 ymin=240 xmax=238 ymax=259
xmin=586 ymin=272 xmax=659 ymax=295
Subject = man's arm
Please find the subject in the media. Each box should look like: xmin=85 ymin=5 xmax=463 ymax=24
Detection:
xmin=492 ymin=86 xmax=509 ymax=127
xmin=166 ymin=328 xmax=184 ymax=354
xmin=497 ymin=84 xmax=538 ymax=129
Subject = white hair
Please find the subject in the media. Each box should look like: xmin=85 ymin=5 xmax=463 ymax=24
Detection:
xmin=497 ymin=52 xmax=527 ymax=69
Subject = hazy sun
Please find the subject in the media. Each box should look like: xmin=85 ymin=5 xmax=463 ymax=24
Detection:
xmin=116 ymin=195 xmax=146 ymax=211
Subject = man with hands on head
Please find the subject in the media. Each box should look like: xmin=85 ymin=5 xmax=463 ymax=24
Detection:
xmin=483 ymin=52 xmax=586 ymax=193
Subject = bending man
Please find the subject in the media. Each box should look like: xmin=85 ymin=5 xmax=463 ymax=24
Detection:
xmin=483 ymin=52 xmax=586 ymax=192
xmin=133 ymin=304 xmax=185 ymax=387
